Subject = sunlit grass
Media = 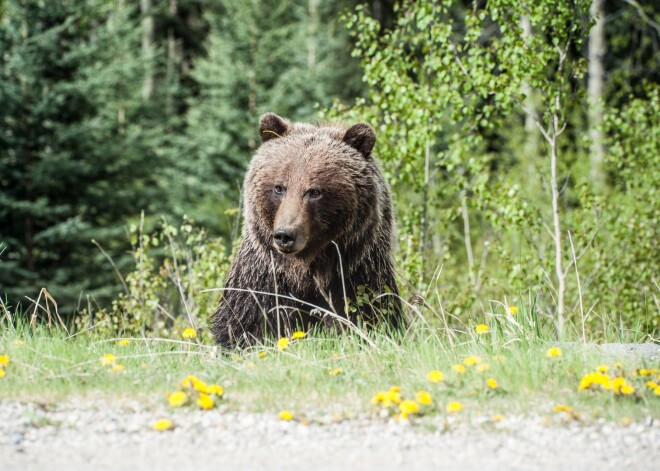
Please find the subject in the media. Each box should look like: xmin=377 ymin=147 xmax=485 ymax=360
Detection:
xmin=1 ymin=312 xmax=658 ymax=423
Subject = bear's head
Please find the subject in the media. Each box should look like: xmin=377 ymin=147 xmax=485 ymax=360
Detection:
xmin=244 ymin=112 xmax=381 ymax=263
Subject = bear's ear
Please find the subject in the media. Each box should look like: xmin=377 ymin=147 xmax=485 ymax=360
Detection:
xmin=343 ymin=123 xmax=376 ymax=158
xmin=259 ymin=113 xmax=290 ymax=143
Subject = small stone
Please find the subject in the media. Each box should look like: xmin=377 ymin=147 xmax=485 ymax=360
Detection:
xmin=11 ymin=431 xmax=25 ymax=445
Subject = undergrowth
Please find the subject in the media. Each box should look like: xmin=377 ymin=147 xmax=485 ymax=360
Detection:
xmin=1 ymin=310 xmax=658 ymax=423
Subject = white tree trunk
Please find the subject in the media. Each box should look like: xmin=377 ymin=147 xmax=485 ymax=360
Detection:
xmin=588 ymin=0 xmax=607 ymax=189
xmin=550 ymin=120 xmax=565 ymax=336
xmin=520 ymin=15 xmax=538 ymax=177
xmin=141 ymin=0 xmax=155 ymax=101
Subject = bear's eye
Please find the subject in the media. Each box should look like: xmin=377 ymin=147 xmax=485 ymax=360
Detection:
xmin=274 ymin=185 xmax=285 ymax=195
xmin=307 ymin=188 xmax=322 ymax=199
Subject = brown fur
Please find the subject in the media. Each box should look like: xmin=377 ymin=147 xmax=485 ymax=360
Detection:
xmin=211 ymin=113 xmax=402 ymax=348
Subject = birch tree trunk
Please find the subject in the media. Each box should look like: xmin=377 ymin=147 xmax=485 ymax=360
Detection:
xmin=588 ymin=0 xmax=607 ymax=189
xmin=141 ymin=0 xmax=154 ymax=101
xmin=521 ymin=15 xmax=539 ymax=180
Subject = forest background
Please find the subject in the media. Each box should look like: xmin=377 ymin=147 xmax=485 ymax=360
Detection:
xmin=1 ymin=0 xmax=658 ymax=340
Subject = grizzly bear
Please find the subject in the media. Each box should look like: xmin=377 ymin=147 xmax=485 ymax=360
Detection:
xmin=211 ymin=113 xmax=401 ymax=348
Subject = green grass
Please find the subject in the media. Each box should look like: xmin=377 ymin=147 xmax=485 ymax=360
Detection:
xmin=1 ymin=315 xmax=659 ymax=423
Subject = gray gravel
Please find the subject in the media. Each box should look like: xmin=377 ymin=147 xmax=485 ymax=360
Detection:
xmin=1 ymin=399 xmax=659 ymax=471
xmin=564 ymin=342 xmax=660 ymax=361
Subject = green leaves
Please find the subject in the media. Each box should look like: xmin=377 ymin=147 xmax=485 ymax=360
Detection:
xmin=327 ymin=0 xmax=659 ymax=330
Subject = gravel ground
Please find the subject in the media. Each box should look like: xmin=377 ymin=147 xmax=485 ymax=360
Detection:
xmin=1 ymin=399 xmax=659 ymax=471
xmin=570 ymin=342 xmax=660 ymax=361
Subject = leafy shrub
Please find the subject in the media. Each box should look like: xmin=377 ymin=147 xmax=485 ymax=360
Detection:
xmin=78 ymin=217 xmax=232 ymax=338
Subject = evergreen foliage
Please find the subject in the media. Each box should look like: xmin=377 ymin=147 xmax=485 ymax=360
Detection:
xmin=0 ymin=1 xmax=178 ymax=309
xmin=178 ymin=0 xmax=364 ymax=229
xmin=0 ymin=0 xmax=658 ymax=334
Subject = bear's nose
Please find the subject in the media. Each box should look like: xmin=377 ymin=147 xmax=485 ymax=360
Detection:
xmin=273 ymin=228 xmax=297 ymax=252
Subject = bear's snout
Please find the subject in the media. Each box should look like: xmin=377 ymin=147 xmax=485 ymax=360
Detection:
xmin=273 ymin=228 xmax=297 ymax=253
xmin=272 ymin=196 xmax=310 ymax=255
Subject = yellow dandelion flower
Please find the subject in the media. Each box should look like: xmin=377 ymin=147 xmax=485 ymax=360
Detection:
xmin=613 ymin=362 xmax=622 ymax=369
xmin=389 ymin=386 xmax=401 ymax=393
xmin=508 ymin=306 xmax=519 ymax=315
xmin=655 ymin=388 xmax=660 ymax=397
xmin=596 ymin=365 xmax=609 ymax=373
xmin=452 ymin=364 xmax=467 ymax=374
xmin=385 ymin=390 xmax=402 ymax=405
xmin=553 ymin=405 xmax=573 ymax=412
xmin=279 ymin=410 xmax=294 ymax=421
xmin=180 ymin=375 xmax=198 ymax=386
xmin=463 ymin=356 xmax=482 ymax=366
xmin=475 ymin=324 xmax=489 ymax=334
xmin=546 ymin=347 xmax=562 ymax=358
xmin=578 ymin=371 xmax=612 ymax=391
xmin=198 ymin=393 xmax=215 ymax=410
xmin=611 ymin=377 xmax=627 ymax=393
xmin=598 ymin=374 xmax=613 ymax=389
xmin=380 ymin=396 xmax=396 ymax=408
xmin=277 ymin=337 xmax=289 ymax=350
xmin=646 ymin=381 xmax=658 ymax=391
xmin=399 ymin=400 xmax=420 ymax=415
xmin=578 ymin=377 xmax=591 ymax=391
xmin=152 ymin=419 xmax=174 ymax=431
xmin=180 ymin=375 xmax=208 ymax=393
xmin=638 ymin=369 xmax=651 ymax=376
xmin=117 ymin=339 xmax=130 ymax=347
xmin=291 ymin=331 xmax=306 ymax=340
xmin=476 ymin=363 xmax=491 ymax=373
xmin=328 ymin=368 xmax=343 ymax=376
xmin=207 ymin=384 xmax=224 ymax=397
xmin=486 ymin=378 xmax=499 ymax=389
xmin=446 ymin=401 xmax=464 ymax=413
xmin=182 ymin=327 xmax=197 ymax=339
xmin=110 ymin=364 xmax=125 ymax=372
xmin=168 ymin=391 xmax=188 ymax=407
xmin=0 ymin=355 xmax=9 ymax=366
xmin=620 ymin=384 xmax=635 ymax=395
xmin=100 ymin=353 xmax=117 ymax=366
xmin=194 ymin=381 xmax=209 ymax=393
xmin=371 ymin=389 xmax=401 ymax=408
xmin=415 ymin=391 xmax=432 ymax=405
xmin=0 ymin=369 xmax=5 ymax=378
xmin=427 ymin=370 xmax=445 ymax=383
xmin=492 ymin=414 xmax=505 ymax=422
xmin=371 ymin=391 xmax=387 ymax=405
xmin=258 ymin=351 xmax=268 ymax=358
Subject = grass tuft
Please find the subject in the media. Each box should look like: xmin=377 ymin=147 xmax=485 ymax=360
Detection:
xmin=1 ymin=313 xmax=658 ymax=422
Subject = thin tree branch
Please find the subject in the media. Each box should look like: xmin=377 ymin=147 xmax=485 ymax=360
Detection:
xmin=622 ymin=0 xmax=660 ymax=35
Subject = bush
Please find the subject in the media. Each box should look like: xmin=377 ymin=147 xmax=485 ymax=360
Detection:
xmin=78 ymin=217 xmax=232 ymax=339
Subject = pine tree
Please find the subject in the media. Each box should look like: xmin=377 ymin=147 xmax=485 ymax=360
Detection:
xmin=0 ymin=1 xmax=175 ymax=311
xmin=177 ymin=0 xmax=364 ymax=231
